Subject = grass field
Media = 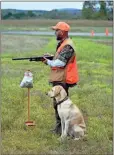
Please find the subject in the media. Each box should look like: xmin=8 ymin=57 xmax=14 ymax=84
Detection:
xmin=0 ymin=19 xmax=113 ymax=33
xmin=1 ymin=34 xmax=112 ymax=155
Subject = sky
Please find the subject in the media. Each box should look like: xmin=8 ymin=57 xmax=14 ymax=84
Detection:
xmin=1 ymin=2 xmax=83 ymax=10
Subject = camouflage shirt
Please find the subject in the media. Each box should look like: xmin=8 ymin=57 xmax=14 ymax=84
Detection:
xmin=56 ymin=39 xmax=74 ymax=64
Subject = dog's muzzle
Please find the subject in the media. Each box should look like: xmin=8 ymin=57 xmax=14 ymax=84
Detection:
xmin=45 ymin=92 xmax=54 ymax=98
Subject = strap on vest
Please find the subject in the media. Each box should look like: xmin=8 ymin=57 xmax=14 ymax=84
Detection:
xmin=51 ymin=66 xmax=64 ymax=70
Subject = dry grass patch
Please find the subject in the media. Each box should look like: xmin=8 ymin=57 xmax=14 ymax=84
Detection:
xmin=1 ymin=19 xmax=113 ymax=27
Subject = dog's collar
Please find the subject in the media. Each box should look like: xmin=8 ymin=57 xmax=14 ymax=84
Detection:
xmin=56 ymin=96 xmax=68 ymax=105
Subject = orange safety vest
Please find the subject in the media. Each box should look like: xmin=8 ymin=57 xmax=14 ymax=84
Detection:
xmin=49 ymin=38 xmax=79 ymax=84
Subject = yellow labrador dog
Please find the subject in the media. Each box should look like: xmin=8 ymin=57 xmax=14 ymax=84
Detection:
xmin=47 ymin=85 xmax=86 ymax=141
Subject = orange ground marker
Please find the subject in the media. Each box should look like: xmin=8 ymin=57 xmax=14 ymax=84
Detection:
xmin=91 ymin=30 xmax=94 ymax=36
xmin=105 ymin=28 xmax=109 ymax=36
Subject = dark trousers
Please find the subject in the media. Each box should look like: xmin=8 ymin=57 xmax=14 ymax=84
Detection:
xmin=52 ymin=82 xmax=69 ymax=133
xmin=53 ymin=82 xmax=69 ymax=96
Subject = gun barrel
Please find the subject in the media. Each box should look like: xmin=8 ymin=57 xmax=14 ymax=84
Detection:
xmin=12 ymin=57 xmax=30 ymax=60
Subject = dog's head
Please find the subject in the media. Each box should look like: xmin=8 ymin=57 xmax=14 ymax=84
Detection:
xmin=47 ymin=85 xmax=67 ymax=100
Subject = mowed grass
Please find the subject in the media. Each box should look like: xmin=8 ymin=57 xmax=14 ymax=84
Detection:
xmin=1 ymin=34 xmax=112 ymax=155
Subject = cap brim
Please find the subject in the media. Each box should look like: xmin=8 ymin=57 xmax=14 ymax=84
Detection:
xmin=52 ymin=26 xmax=57 ymax=30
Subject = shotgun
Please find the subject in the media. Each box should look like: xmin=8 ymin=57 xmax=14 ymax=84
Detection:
xmin=12 ymin=55 xmax=54 ymax=61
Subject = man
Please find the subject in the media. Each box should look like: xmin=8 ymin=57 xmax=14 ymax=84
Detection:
xmin=42 ymin=22 xmax=79 ymax=134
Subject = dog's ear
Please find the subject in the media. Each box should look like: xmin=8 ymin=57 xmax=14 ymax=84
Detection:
xmin=54 ymin=86 xmax=62 ymax=96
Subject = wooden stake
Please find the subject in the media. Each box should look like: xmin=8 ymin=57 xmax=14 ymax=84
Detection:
xmin=25 ymin=87 xmax=35 ymax=126
xmin=28 ymin=88 xmax=30 ymax=121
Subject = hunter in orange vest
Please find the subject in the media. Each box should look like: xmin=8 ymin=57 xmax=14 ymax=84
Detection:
xmin=42 ymin=22 xmax=79 ymax=134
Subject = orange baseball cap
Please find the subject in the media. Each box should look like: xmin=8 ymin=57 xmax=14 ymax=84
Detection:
xmin=52 ymin=22 xmax=70 ymax=31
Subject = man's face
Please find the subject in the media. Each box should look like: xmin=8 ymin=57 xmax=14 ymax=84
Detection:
xmin=55 ymin=29 xmax=64 ymax=41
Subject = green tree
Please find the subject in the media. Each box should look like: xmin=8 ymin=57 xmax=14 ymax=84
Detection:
xmin=3 ymin=12 xmax=13 ymax=19
xmin=106 ymin=1 xmax=113 ymax=20
xmin=28 ymin=10 xmax=35 ymax=17
xmin=93 ymin=0 xmax=113 ymax=20
xmin=82 ymin=1 xmax=95 ymax=19
xmin=99 ymin=1 xmax=107 ymax=19
xmin=13 ymin=12 xmax=26 ymax=19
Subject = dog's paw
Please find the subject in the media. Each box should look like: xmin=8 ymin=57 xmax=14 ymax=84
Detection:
xmin=74 ymin=137 xmax=80 ymax=141
xmin=58 ymin=135 xmax=66 ymax=142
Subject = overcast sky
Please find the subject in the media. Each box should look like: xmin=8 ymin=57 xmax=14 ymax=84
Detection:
xmin=1 ymin=2 xmax=83 ymax=10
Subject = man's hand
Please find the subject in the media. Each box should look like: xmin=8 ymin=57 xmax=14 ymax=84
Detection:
xmin=42 ymin=57 xmax=48 ymax=65
xmin=44 ymin=53 xmax=54 ymax=58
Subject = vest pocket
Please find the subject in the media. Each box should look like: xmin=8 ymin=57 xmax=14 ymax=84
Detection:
xmin=49 ymin=69 xmax=65 ymax=82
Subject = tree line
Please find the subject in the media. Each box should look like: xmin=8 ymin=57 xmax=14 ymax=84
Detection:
xmin=2 ymin=1 xmax=113 ymax=20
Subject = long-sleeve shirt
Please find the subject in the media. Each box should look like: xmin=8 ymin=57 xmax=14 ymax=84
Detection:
xmin=47 ymin=40 xmax=74 ymax=67
xmin=47 ymin=59 xmax=66 ymax=67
